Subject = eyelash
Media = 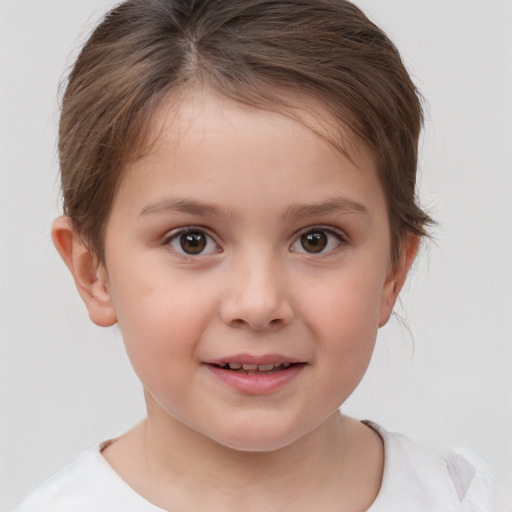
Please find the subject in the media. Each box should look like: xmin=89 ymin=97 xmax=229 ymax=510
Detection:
xmin=164 ymin=225 xmax=348 ymax=257
xmin=289 ymin=226 xmax=347 ymax=256
xmin=164 ymin=227 xmax=221 ymax=257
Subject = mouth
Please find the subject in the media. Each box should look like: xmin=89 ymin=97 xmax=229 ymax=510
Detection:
xmin=208 ymin=361 xmax=301 ymax=375
xmin=203 ymin=355 xmax=306 ymax=394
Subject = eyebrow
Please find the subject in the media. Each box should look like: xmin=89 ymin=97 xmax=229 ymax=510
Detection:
xmin=138 ymin=197 xmax=369 ymax=221
xmin=282 ymin=197 xmax=369 ymax=221
xmin=139 ymin=198 xmax=232 ymax=218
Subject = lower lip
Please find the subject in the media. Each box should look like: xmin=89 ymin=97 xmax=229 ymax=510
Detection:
xmin=205 ymin=364 xmax=305 ymax=395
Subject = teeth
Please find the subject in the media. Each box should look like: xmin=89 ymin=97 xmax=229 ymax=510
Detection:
xmin=257 ymin=364 xmax=276 ymax=371
xmin=241 ymin=363 xmax=277 ymax=371
xmin=218 ymin=362 xmax=296 ymax=372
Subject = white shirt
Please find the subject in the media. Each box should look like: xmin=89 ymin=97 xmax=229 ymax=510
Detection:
xmin=16 ymin=422 xmax=492 ymax=512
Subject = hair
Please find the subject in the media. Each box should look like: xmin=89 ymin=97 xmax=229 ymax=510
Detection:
xmin=59 ymin=0 xmax=433 ymax=265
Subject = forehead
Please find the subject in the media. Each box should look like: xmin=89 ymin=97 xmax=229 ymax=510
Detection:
xmin=113 ymin=88 xmax=384 ymax=220
xmin=142 ymin=86 xmax=370 ymax=166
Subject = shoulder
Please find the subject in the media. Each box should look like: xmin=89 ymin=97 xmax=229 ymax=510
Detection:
xmin=15 ymin=442 xmax=165 ymax=512
xmin=364 ymin=421 xmax=493 ymax=512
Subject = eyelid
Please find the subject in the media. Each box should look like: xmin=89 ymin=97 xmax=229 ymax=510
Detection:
xmin=164 ymin=226 xmax=222 ymax=256
xmin=290 ymin=225 xmax=348 ymax=254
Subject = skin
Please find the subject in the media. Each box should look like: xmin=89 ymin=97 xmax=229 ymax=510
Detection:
xmin=53 ymin=89 xmax=418 ymax=511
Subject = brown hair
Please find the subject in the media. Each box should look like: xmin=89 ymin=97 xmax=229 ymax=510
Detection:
xmin=59 ymin=0 xmax=432 ymax=265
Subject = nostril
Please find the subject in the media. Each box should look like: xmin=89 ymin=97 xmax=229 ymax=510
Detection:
xmin=228 ymin=317 xmax=284 ymax=331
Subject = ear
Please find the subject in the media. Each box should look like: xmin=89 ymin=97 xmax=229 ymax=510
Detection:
xmin=52 ymin=216 xmax=117 ymax=327
xmin=379 ymin=235 xmax=420 ymax=327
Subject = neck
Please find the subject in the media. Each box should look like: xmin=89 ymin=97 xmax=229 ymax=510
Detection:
xmin=150 ymin=412 xmax=345 ymax=503
xmin=140 ymin=404 xmax=379 ymax=511
xmin=103 ymin=400 xmax=383 ymax=511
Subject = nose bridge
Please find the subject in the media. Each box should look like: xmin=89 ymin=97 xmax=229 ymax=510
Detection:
xmin=220 ymin=245 xmax=293 ymax=331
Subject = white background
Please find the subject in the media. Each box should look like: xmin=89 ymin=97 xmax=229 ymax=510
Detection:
xmin=1 ymin=0 xmax=511 ymax=510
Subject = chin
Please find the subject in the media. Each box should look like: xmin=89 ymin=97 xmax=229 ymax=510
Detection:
xmin=206 ymin=420 xmax=310 ymax=453
xmin=218 ymin=436 xmax=299 ymax=453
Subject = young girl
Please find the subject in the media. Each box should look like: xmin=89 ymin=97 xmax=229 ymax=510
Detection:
xmin=15 ymin=0 xmax=492 ymax=510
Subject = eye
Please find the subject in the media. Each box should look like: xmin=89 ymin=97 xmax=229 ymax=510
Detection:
xmin=290 ymin=227 xmax=345 ymax=254
xmin=167 ymin=229 xmax=220 ymax=256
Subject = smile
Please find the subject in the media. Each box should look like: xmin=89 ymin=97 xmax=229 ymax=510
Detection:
xmin=211 ymin=362 xmax=296 ymax=375
xmin=204 ymin=356 xmax=306 ymax=394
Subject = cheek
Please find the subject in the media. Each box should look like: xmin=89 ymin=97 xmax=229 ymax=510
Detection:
xmin=297 ymin=266 xmax=385 ymax=398
xmin=109 ymin=273 xmax=216 ymax=383
xmin=303 ymin=283 xmax=381 ymax=401
xmin=302 ymin=270 xmax=384 ymax=345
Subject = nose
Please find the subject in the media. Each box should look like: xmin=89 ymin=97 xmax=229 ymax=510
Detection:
xmin=219 ymin=253 xmax=294 ymax=332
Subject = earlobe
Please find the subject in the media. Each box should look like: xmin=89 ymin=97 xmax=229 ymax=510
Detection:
xmin=378 ymin=235 xmax=420 ymax=327
xmin=51 ymin=216 xmax=117 ymax=327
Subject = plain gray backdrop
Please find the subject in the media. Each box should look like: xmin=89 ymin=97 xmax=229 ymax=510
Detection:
xmin=1 ymin=0 xmax=511 ymax=510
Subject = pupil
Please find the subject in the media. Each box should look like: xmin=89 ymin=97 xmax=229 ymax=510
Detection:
xmin=180 ymin=232 xmax=206 ymax=254
xmin=301 ymin=232 xmax=327 ymax=253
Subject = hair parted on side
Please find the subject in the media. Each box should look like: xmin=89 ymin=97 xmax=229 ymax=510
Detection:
xmin=59 ymin=0 xmax=433 ymax=265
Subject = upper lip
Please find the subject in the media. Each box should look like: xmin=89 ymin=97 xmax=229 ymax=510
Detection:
xmin=205 ymin=354 xmax=304 ymax=366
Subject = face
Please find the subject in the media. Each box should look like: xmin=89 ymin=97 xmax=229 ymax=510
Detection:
xmin=89 ymin=90 xmax=409 ymax=451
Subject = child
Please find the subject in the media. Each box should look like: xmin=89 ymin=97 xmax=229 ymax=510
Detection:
xmin=16 ymin=0 xmax=492 ymax=510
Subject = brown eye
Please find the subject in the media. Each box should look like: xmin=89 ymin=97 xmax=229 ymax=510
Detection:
xmin=301 ymin=232 xmax=328 ymax=253
xmin=180 ymin=232 xmax=207 ymax=254
xmin=290 ymin=228 xmax=344 ymax=255
xmin=168 ymin=229 xmax=220 ymax=256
